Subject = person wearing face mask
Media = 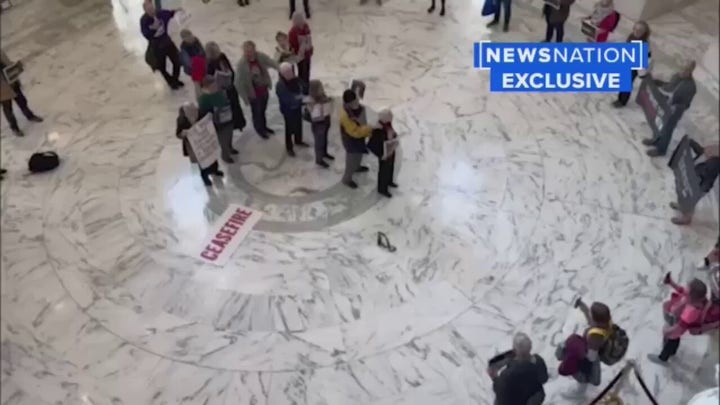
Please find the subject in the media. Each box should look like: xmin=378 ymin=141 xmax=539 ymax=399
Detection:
xmin=140 ymin=0 xmax=184 ymax=90
xmin=179 ymin=29 xmax=207 ymax=98
xmin=289 ymin=12 xmax=313 ymax=94
xmin=542 ymin=0 xmax=575 ymax=43
xmin=276 ymin=62 xmax=308 ymax=157
xmin=339 ymin=90 xmax=373 ymax=189
xmin=235 ymin=41 xmax=279 ymax=139
xmin=613 ymin=21 xmax=651 ymax=108
xmin=643 ymin=61 xmax=697 ymax=157
xmin=206 ymin=42 xmax=246 ymax=133
xmin=583 ymin=0 xmax=619 ymax=43
xmin=367 ymin=109 xmax=399 ymax=198
xmin=198 ymin=76 xmax=237 ymax=164
xmin=176 ymin=102 xmax=224 ymax=186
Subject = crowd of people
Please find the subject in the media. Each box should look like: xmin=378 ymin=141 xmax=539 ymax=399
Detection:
xmin=142 ymin=1 xmax=399 ymax=194
xmin=490 ymin=241 xmax=720 ymax=404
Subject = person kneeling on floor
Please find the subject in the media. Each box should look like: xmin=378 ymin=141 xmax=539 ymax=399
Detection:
xmin=176 ymin=102 xmax=224 ymax=186
xmin=367 ymin=109 xmax=399 ymax=198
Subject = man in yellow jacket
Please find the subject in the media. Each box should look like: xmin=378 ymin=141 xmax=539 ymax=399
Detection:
xmin=339 ymin=90 xmax=373 ymax=189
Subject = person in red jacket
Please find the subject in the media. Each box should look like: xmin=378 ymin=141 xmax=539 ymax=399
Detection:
xmin=289 ymin=12 xmax=313 ymax=95
xmin=583 ymin=0 xmax=618 ymax=43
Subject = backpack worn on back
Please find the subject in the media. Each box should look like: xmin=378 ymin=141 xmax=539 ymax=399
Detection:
xmin=28 ymin=152 xmax=60 ymax=173
xmin=589 ymin=324 xmax=629 ymax=365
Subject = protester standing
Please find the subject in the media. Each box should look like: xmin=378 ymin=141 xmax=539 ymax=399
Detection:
xmin=542 ymin=0 xmax=575 ymax=42
xmin=613 ymin=21 xmax=651 ymax=107
xmin=340 ymin=90 xmax=373 ymax=189
xmin=140 ymin=0 xmax=184 ymax=90
xmin=206 ymin=42 xmax=246 ymax=132
xmin=235 ymin=41 xmax=279 ymax=139
xmin=179 ymin=29 xmax=207 ymax=98
xmin=275 ymin=32 xmax=299 ymax=66
xmin=289 ymin=0 xmax=310 ymax=19
xmin=584 ymin=0 xmax=618 ymax=43
xmin=367 ymin=109 xmax=399 ymax=198
xmin=276 ymin=63 xmax=307 ymax=157
xmin=198 ymin=76 xmax=237 ymax=163
xmin=487 ymin=0 xmax=512 ymax=32
xmin=307 ymin=80 xmax=334 ymax=167
xmin=0 ymin=50 xmax=43 ymax=137
xmin=643 ymin=61 xmax=697 ymax=157
xmin=668 ymin=142 xmax=719 ymax=225
xmin=571 ymin=299 xmax=613 ymax=386
xmin=488 ymin=333 xmax=548 ymax=405
xmin=289 ymin=12 xmax=313 ymax=94
xmin=427 ymin=0 xmax=445 ymax=15
xmin=176 ymin=102 xmax=224 ymax=186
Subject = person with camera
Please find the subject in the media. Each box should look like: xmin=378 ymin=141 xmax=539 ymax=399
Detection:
xmin=487 ymin=333 xmax=548 ymax=405
xmin=0 ymin=50 xmax=43 ymax=137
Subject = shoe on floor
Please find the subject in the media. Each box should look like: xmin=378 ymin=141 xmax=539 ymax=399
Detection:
xmin=356 ymin=166 xmax=369 ymax=173
xmin=296 ymin=142 xmax=310 ymax=148
xmin=223 ymin=157 xmax=235 ymax=164
xmin=343 ymin=180 xmax=358 ymax=189
xmin=671 ymin=215 xmax=692 ymax=225
xmin=213 ymin=171 xmax=224 ymax=178
xmin=646 ymin=148 xmax=664 ymax=157
xmin=324 ymin=153 xmax=335 ymax=160
xmin=439 ymin=7 xmax=445 ymax=16
xmin=202 ymin=178 xmax=212 ymax=186
xmin=486 ymin=20 xmax=498 ymax=27
xmin=378 ymin=190 xmax=392 ymax=198
xmin=641 ymin=138 xmax=656 ymax=146
xmin=28 ymin=115 xmax=43 ymax=123
xmin=427 ymin=5 xmax=434 ymax=13
xmin=231 ymin=148 xmax=239 ymax=155
xmin=669 ymin=201 xmax=679 ymax=210
xmin=265 ymin=128 xmax=276 ymax=135
xmin=389 ymin=182 xmax=398 ymax=188
xmin=287 ymin=149 xmax=296 ymax=157
xmin=12 ymin=128 xmax=23 ymax=137
xmin=503 ymin=24 xmax=509 ymax=32
xmin=612 ymin=100 xmax=625 ymax=108
xmin=316 ymin=160 xmax=329 ymax=168
xmin=258 ymin=133 xmax=269 ymax=139
xmin=646 ymin=354 xmax=669 ymax=366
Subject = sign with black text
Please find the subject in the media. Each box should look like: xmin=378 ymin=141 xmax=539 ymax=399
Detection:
xmin=636 ymin=77 xmax=669 ymax=140
xmin=668 ymin=135 xmax=704 ymax=213
xmin=186 ymin=115 xmax=221 ymax=169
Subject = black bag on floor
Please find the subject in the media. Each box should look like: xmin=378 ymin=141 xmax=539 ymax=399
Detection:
xmin=28 ymin=152 xmax=60 ymax=173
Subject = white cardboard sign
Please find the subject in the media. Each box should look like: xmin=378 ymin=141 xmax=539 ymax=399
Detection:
xmin=197 ymin=205 xmax=262 ymax=266
xmin=186 ymin=114 xmax=220 ymax=169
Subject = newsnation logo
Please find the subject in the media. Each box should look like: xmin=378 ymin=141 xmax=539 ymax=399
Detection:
xmin=473 ymin=42 xmax=648 ymax=92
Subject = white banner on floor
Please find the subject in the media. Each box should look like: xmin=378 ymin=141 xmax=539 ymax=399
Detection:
xmin=197 ymin=205 xmax=262 ymax=266
xmin=186 ymin=114 xmax=220 ymax=169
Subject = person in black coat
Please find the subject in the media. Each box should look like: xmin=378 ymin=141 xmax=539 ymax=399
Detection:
xmin=669 ymin=142 xmax=720 ymax=225
xmin=176 ymin=102 xmax=224 ymax=186
xmin=367 ymin=109 xmax=399 ymax=198
xmin=206 ymin=42 xmax=246 ymax=132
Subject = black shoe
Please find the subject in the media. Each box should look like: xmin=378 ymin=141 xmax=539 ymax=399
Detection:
xmin=231 ymin=148 xmax=239 ymax=155
xmin=343 ymin=180 xmax=358 ymax=189
xmin=306 ymin=12 xmax=311 ymax=19
xmin=389 ymin=182 xmax=398 ymax=188
xmin=258 ymin=133 xmax=269 ymax=139
xmin=427 ymin=5 xmax=435 ymax=13
xmin=487 ymin=20 xmax=499 ymax=27
xmin=641 ymin=138 xmax=656 ymax=146
xmin=11 ymin=128 xmax=23 ymax=137
xmin=324 ymin=153 xmax=335 ymax=160
xmin=612 ymin=100 xmax=625 ymax=108
xmin=356 ymin=166 xmax=369 ymax=173
xmin=541 ymin=39 xmax=549 ymax=42
xmin=169 ymin=82 xmax=180 ymax=90
xmin=265 ymin=128 xmax=276 ymax=135
xmin=223 ymin=157 xmax=235 ymax=163
xmin=296 ymin=142 xmax=310 ymax=148
xmin=379 ymin=190 xmax=392 ymax=198
xmin=175 ymin=80 xmax=185 ymax=87
xmin=28 ymin=115 xmax=43 ymax=123
xmin=646 ymin=148 xmax=664 ymax=157
xmin=503 ymin=24 xmax=509 ymax=32
xmin=316 ymin=160 xmax=329 ymax=168
xmin=439 ymin=7 xmax=445 ymax=16
xmin=287 ymin=149 xmax=296 ymax=157
xmin=213 ymin=170 xmax=225 ymax=177
xmin=0 ymin=169 xmax=6 ymax=175
xmin=202 ymin=178 xmax=212 ymax=186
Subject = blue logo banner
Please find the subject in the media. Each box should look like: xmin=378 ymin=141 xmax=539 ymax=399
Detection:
xmin=473 ymin=42 xmax=648 ymax=93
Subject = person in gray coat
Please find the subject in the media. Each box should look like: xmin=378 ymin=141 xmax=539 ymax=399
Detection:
xmin=235 ymin=41 xmax=279 ymax=139
xmin=643 ymin=60 xmax=697 ymax=157
xmin=542 ymin=0 xmax=574 ymax=42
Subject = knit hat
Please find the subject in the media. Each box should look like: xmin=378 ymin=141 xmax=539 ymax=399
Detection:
xmin=558 ymin=334 xmax=587 ymax=376
xmin=342 ymin=89 xmax=357 ymax=104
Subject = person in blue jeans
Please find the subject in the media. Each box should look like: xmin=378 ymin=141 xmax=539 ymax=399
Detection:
xmin=487 ymin=0 xmax=512 ymax=32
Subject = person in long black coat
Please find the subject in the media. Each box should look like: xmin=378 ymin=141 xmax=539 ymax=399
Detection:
xmin=367 ymin=109 xmax=399 ymax=198
xmin=176 ymin=102 xmax=224 ymax=186
xmin=205 ymin=42 xmax=247 ymax=132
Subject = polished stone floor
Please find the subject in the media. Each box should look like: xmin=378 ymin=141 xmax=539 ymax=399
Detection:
xmin=1 ymin=0 xmax=719 ymax=404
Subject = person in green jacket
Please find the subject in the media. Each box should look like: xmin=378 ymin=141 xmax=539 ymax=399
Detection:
xmin=198 ymin=76 xmax=238 ymax=163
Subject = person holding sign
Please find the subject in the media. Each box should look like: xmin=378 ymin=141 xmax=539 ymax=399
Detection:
xmin=643 ymin=61 xmax=697 ymax=157
xmin=176 ymin=102 xmax=224 ymax=186
xmin=542 ymin=0 xmax=574 ymax=43
xmin=582 ymin=0 xmax=619 ymax=43
xmin=367 ymin=109 xmax=399 ymax=198
xmin=340 ymin=90 xmax=373 ymax=189
xmin=0 ymin=50 xmax=43 ymax=137
xmin=668 ymin=141 xmax=719 ymax=225
xmin=140 ymin=0 xmax=184 ymax=90
xmin=276 ymin=63 xmax=307 ymax=157
xmin=307 ymin=80 xmax=334 ymax=168
xmin=613 ymin=21 xmax=651 ymax=108
xmin=206 ymin=42 xmax=246 ymax=132
xmin=198 ymin=76 xmax=237 ymax=163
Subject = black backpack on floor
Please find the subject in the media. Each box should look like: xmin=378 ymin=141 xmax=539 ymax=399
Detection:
xmin=28 ymin=152 xmax=60 ymax=173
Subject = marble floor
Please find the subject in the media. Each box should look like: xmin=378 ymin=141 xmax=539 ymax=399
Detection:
xmin=1 ymin=0 xmax=719 ymax=404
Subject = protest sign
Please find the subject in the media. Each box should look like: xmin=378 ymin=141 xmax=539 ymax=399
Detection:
xmin=186 ymin=115 xmax=220 ymax=169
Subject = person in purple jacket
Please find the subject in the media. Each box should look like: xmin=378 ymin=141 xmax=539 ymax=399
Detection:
xmin=140 ymin=0 xmax=184 ymax=90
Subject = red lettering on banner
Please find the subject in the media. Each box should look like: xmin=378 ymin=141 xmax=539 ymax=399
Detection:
xmin=220 ymin=225 xmax=238 ymax=236
xmin=201 ymin=250 xmax=218 ymax=261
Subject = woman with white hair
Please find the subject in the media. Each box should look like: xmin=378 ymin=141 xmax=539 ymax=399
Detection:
xmin=206 ymin=41 xmax=246 ymax=132
xmin=276 ymin=62 xmax=307 ymax=157
xmin=583 ymin=0 xmax=619 ymax=43
xmin=367 ymin=109 xmax=399 ymax=198
xmin=487 ymin=333 xmax=548 ymax=405
xmin=289 ymin=12 xmax=313 ymax=94
xmin=307 ymin=80 xmax=334 ymax=167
